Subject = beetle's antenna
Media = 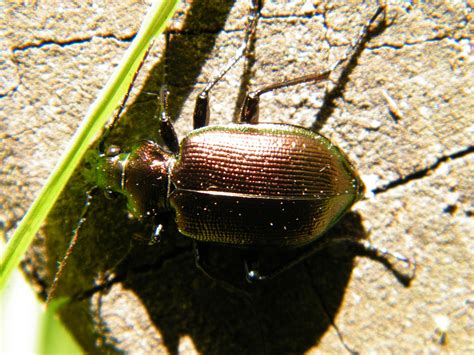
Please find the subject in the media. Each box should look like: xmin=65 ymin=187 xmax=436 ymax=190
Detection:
xmin=98 ymin=45 xmax=154 ymax=154
xmin=46 ymin=188 xmax=98 ymax=305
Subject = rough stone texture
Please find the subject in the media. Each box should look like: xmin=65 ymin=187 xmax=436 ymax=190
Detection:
xmin=1 ymin=0 xmax=472 ymax=354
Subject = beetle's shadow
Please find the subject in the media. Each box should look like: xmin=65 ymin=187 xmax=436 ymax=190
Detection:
xmin=42 ymin=1 xmax=397 ymax=354
xmin=116 ymin=212 xmax=366 ymax=354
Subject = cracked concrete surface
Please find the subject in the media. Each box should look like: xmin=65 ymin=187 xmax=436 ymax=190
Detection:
xmin=1 ymin=1 xmax=472 ymax=354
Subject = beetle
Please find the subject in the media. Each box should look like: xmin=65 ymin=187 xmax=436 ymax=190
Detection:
xmin=77 ymin=2 xmax=402 ymax=284
xmin=49 ymin=1 xmax=414 ymax=292
xmin=92 ymin=114 xmax=365 ymax=280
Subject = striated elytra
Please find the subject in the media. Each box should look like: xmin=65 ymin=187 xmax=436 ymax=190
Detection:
xmin=95 ymin=124 xmax=364 ymax=250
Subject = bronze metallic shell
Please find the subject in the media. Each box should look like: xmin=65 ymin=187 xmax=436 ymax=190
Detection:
xmin=170 ymin=124 xmax=364 ymax=247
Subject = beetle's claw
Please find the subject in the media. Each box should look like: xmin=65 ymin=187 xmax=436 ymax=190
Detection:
xmin=403 ymin=256 xmax=417 ymax=282
xmin=246 ymin=269 xmax=259 ymax=283
xmin=386 ymin=249 xmax=417 ymax=282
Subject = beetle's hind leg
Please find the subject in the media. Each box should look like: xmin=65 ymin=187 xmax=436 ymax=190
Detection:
xmin=245 ymin=237 xmax=416 ymax=285
xmin=355 ymin=239 xmax=416 ymax=286
xmin=192 ymin=0 xmax=262 ymax=129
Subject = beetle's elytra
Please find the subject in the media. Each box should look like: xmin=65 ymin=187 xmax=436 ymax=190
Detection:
xmin=96 ymin=124 xmax=364 ymax=248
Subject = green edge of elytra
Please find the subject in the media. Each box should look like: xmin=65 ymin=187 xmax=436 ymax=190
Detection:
xmin=0 ymin=0 xmax=180 ymax=291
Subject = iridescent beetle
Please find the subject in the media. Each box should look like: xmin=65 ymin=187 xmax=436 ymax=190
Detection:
xmin=55 ymin=2 xmax=412 ymax=291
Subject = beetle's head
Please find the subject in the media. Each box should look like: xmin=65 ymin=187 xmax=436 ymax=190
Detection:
xmin=85 ymin=141 xmax=174 ymax=219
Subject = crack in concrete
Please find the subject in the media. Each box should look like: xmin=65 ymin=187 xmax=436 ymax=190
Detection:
xmin=260 ymin=12 xmax=323 ymax=20
xmin=374 ymin=145 xmax=474 ymax=194
xmin=320 ymin=4 xmax=332 ymax=63
xmin=167 ymin=27 xmax=241 ymax=36
xmin=12 ymin=33 xmax=135 ymax=52
xmin=368 ymin=34 xmax=472 ymax=51
xmin=260 ymin=7 xmax=470 ymax=53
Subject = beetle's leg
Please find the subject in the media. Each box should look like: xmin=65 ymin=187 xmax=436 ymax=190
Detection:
xmin=193 ymin=241 xmax=221 ymax=282
xmin=130 ymin=219 xmax=164 ymax=246
xmin=303 ymin=261 xmax=358 ymax=355
xmin=148 ymin=222 xmax=164 ymax=246
xmin=239 ymin=5 xmax=386 ymax=124
xmin=193 ymin=0 xmax=262 ymax=129
xmin=156 ymin=86 xmax=179 ymax=153
xmin=193 ymin=242 xmax=255 ymax=297
xmin=46 ymin=187 xmax=98 ymax=304
xmin=356 ymin=239 xmax=417 ymax=286
xmin=192 ymin=92 xmax=210 ymax=130
xmin=240 ymin=72 xmax=331 ymax=124
xmin=246 ymin=237 xmax=416 ymax=285
xmin=243 ymin=251 xmax=263 ymax=282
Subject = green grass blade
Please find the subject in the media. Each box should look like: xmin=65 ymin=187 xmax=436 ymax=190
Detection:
xmin=37 ymin=298 xmax=83 ymax=354
xmin=0 ymin=0 xmax=179 ymax=290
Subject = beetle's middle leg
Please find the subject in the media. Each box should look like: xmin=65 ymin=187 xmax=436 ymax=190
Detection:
xmin=192 ymin=0 xmax=262 ymax=129
xmin=193 ymin=241 xmax=257 ymax=298
xmin=156 ymin=86 xmax=179 ymax=153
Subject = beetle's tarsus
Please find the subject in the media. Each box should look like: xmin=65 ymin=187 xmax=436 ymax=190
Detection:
xmin=358 ymin=239 xmax=416 ymax=286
